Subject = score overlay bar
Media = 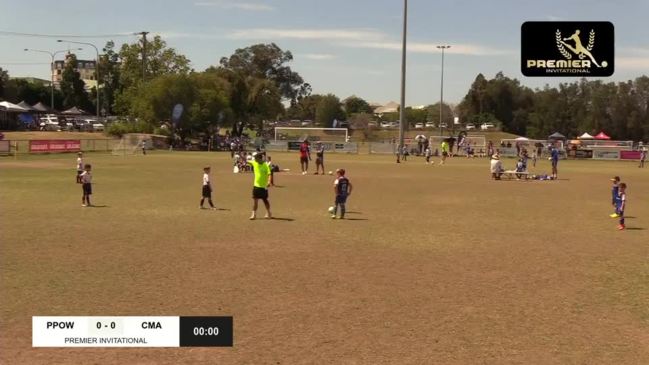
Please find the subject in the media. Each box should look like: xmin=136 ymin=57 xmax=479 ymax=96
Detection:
xmin=32 ymin=316 xmax=233 ymax=348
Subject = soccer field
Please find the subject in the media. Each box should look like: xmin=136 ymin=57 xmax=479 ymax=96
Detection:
xmin=1 ymin=151 xmax=648 ymax=364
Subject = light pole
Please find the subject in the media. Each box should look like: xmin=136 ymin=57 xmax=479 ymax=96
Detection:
xmin=57 ymin=40 xmax=100 ymax=119
xmin=397 ymin=0 xmax=408 ymax=163
xmin=24 ymin=48 xmax=81 ymax=109
xmin=436 ymin=45 xmax=450 ymax=136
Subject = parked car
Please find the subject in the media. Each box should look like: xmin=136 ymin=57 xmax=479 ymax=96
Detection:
xmin=466 ymin=123 xmax=476 ymax=130
xmin=389 ymin=121 xmax=399 ymax=128
xmin=368 ymin=121 xmax=378 ymax=128
xmin=425 ymin=122 xmax=435 ymax=128
xmin=439 ymin=122 xmax=448 ymax=128
xmin=414 ymin=122 xmax=424 ymax=129
xmin=481 ymin=123 xmax=495 ymax=130
xmin=380 ymin=121 xmax=391 ymax=128
xmin=92 ymin=123 xmax=105 ymax=132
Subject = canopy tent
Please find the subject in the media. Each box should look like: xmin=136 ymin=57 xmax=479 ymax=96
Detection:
xmin=17 ymin=101 xmax=36 ymax=112
xmin=32 ymin=102 xmax=54 ymax=113
xmin=514 ymin=137 xmax=529 ymax=141
xmin=61 ymin=106 xmax=90 ymax=115
xmin=594 ymin=131 xmax=611 ymax=140
xmin=578 ymin=132 xmax=594 ymax=139
xmin=548 ymin=132 xmax=566 ymax=140
xmin=0 ymin=101 xmax=29 ymax=112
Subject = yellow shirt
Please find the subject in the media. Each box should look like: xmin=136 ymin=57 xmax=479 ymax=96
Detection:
xmin=249 ymin=160 xmax=270 ymax=188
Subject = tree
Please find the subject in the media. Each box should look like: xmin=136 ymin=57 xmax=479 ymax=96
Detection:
xmin=118 ymin=36 xmax=191 ymax=89
xmin=315 ymin=94 xmax=345 ymax=127
xmin=285 ymin=94 xmax=322 ymax=121
xmin=59 ymin=54 xmax=92 ymax=110
xmin=343 ymin=95 xmax=373 ymax=115
xmin=217 ymin=43 xmax=310 ymax=104
xmin=0 ymin=67 xmax=8 ymax=98
xmin=98 ymin=41 xmax=122 ymax=115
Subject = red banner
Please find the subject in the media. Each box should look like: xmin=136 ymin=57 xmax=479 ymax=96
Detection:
xmin=29 ymin=140 xmax=81 ymax=153
xmin=620 ymin=151 xmax=642 ymax=160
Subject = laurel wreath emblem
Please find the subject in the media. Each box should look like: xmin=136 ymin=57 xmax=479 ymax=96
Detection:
xmin=556 ymin=30 xmax=572 ymax=60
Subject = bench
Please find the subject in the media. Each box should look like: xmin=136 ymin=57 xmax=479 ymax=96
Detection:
xmin=502 ymin=170 xmax=530 ymax=180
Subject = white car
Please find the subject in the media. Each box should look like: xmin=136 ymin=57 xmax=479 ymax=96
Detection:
xmin=414 ymin=122 xmax=424 ymax=129
xmin=466 ymin=123 xmax=476 ymax=130
xmin=439 ymin=122 xmax=448 ymax=128
xmin=481 ymin=123 xmax=495 ymax=130
xmin=380 ymin=121 xmax=391 ymax=128
xmin=425 ymin=122 xmax=435 ymax=128
xmin=92 ymin=123 xmax=105 ymax=131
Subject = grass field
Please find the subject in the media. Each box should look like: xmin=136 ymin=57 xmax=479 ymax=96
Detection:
xmin=1 ymin=151 xmax=648 ymax=364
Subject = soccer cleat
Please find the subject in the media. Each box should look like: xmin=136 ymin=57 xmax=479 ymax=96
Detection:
xmin=249 ymin=213 xmax=256 ymax=220
xmin=264 ymin=213 xmax=272 ymax=219
xmin=82 ymin=204 xmax=87 ymax=207
xmin=331 ymin=215 xmax=337 ymax=219
xmin=618 ymin=224 xmax=625 ymax=230
xmin=210 ymin=207 xmax=217 ymax=210
xmin=610 ymin=213 xmax=620 ymax=218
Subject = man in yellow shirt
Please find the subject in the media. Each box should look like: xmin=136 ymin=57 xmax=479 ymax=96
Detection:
xmin=440 ymin=140 xmax=450 ymax=165
xmin=248 ymin=153 xmax=272 ymax=220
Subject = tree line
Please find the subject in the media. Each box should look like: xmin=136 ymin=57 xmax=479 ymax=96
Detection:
xmin=1 ymin=37 xmax=647 ymax=141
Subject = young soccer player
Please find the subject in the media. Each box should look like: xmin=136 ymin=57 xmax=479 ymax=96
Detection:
xmin=314 ymin=142 xmax=325 ymax=175
xmin=299 ymin=140 xmax=311 ymax=175
xmin=76 ymin=152 xmax=84 ymax=183
xmin=248 ymin=153 xmax=272 ymax=220
xmin=617 ymin=183 xmax=627 ymax=230
xmin=440 ymin=140 xmax=450 ymax=165
xmin=80 ymin=164 xmax=93 ymax=207
xmin=550 ymin=146 xmax=559 ymax=179
xmin=331 ymin=168 xmax=352 ymax=219
xmin=609 ymin=176 xmax=621 ymax=218
xmin=424 ymin=145 xmax=433 ymax=164
xmin=200 ymin=167 xmax=216 ymax=210
xmin=640 ymin=147 xmax=646 ymax=168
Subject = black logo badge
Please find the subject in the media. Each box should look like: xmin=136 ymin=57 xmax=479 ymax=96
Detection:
xmin=521 ymin=21 xmax=614 ymax=77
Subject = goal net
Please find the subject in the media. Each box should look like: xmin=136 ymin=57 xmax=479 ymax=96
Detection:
xmin=274 ymin=127 xmax=348 ymax=142
xmin=111 ymin=133 xmax=150 ymax=156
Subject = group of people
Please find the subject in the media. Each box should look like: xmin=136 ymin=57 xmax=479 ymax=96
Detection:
xmin=490 ymin=146 xmax=559 ymax=180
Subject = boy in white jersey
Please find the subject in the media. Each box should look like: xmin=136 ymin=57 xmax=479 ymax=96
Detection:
xmin=200 ymin=167 xmax=216 ymax=210
xmin=76 ymin=152 xmax=84 ymax=183
xmin=80 ymin=164 xmax=93 ymax=207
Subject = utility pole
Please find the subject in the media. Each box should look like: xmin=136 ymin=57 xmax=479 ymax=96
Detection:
xmin=397 ymin=0 xmax=407 ymax=163
xmin=135 ymin=31 xmax=149 ymax=80
xmin=436 ymin=45 xmax=451 ymax=136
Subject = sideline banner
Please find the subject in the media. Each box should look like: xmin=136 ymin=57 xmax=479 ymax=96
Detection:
xmin=620 ymin=150 xmax=642 ymax=160
xmin=29 ymin=140 xmax=81 ymax=153
xmin=592 ymin=150 xmax=620 ymax=160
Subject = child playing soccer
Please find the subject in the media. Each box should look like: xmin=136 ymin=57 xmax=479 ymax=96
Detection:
xmin=200 ymin=166 xmax=216 ymax=210
xmin=76 ymin=152 xmax=84 ymax=183
xmin=331 ymin=168 xmax=353 ymax=219
xmin=609 ymin=176 xmax=620 ymax=218
xmin=617 ymin=183 xmax=627 ymax=230
xmin=314 ymin=142 xmax=325 ymax=175
xmin=424 ymin=146 xmax=433 ymax=164
xmin=80 ymin=164 xmax=93 ymax=207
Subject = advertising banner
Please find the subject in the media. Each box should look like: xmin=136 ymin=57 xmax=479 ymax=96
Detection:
xmin=29 ymin=140 xmax=81 ymax=153
xmin=620 ymin=151 xmax=642 ymax=160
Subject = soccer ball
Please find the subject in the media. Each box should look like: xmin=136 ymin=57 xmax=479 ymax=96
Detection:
xmin=328 ymin=206 xmax=335 ymax=214
xmin=328 ymin=171 xmax=333 ymax=175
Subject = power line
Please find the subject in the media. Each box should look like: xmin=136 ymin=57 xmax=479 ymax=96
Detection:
xmin=0 ymin=30 xmax=137 ymax=39
xmin=0 ymin=62 xmax=51 ymax=65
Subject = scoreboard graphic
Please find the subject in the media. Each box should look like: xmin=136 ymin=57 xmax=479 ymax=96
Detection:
xmin=33 ymin=316 xmax=233 ymax=348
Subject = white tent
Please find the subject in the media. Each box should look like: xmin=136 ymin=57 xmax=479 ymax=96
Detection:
xmin=0 ymin=101 xmax=28 ymax=112
xmin=514 ymin=137 xmax=529 ymax=141
xmin=578 ymin=132 xmax=595 ymax=139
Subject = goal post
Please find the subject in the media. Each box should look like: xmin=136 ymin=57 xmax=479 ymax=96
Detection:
xmin=274 ymin=127 xmax=349 ymax=142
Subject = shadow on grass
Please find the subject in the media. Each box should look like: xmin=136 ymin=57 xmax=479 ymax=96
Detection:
xmin=345 ymin=211 xmax=363 ymax=215
xmin=88 ymin=205 xmax=109 ymax=208
xmin=269 ymin=217 xmax=294 ymax=222
xmin=625 ymin=227 xmax=645 ymax=231
xmin=341 ymin=218 xmax=368 ymax=221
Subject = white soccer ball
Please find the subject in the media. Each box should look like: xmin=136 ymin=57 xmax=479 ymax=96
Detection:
xmin=328 ymin=206 xmax=335 ymax=214
xmin=328 ymin=171 xmax=333 ymax=175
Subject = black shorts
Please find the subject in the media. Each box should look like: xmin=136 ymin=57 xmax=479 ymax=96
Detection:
xmin=316 ymin=157 xmax=323 ymax=165
xmin=335 ymin=195 xmax=348 ymax=205
xmin=77 ymin=170 xmax=83 ymax=176
xmin=82 ymin=183 xmax=92 ymax=195
xmin=252 ymin=187 xmax=269 ymax=200
xmin=300 ymin=156 xmax=309 ymax=164
xmin=202 ymin=185 xmax=212 ymax=198
xmin=442 ymin=151 xmax=449 ymax=157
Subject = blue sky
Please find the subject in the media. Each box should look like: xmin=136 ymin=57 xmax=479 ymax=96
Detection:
xmin=1 ymin=0 xmax=648 ymax=106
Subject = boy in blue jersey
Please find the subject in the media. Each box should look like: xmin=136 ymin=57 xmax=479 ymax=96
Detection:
xmin=617 ymin=183 xmax=627 ymax=230
xmin=550 ymin=147 xmax=560 ymax=179
xmin=331 ymin=168 xmax=353 ymax=219
xmin=609 ymin=176 xmax=620 ymax=218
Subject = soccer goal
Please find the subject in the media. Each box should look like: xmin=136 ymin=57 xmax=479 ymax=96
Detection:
xmin=111 ymin=133 xmax=149 ymax=156
xmin=274 ymin=127 xmax=348 ymax=142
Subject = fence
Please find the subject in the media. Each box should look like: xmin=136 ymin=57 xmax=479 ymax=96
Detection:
xmin=7 ymin=139 xmax=121 ymax=155
xmin=263 ymin=141 xmax=359 ymax=154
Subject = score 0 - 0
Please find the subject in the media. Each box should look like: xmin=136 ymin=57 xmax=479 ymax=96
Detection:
xmin=88 ymin=317 xmax=124 ymax=335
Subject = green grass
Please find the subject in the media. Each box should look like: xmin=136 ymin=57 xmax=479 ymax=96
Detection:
xmin=1 ymin=151 xmax=648 ymax=364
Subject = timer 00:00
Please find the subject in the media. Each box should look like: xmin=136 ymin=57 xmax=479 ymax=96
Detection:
xmin=193 ymin=327 xmax=219 ymax=336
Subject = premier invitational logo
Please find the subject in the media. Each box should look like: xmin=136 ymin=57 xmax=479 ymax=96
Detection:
xmin=522 ymin=21 xmax=614 ymax=77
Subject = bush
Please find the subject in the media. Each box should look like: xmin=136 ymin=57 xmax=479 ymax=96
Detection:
xmin=106 ymin=120 xmax=154 ymax=137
